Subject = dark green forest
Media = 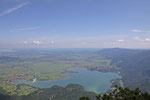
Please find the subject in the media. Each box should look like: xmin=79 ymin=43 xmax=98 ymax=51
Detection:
xmin=98 ymin=48 xmax=150 ymax=92
xmin=80 ymin=86 xmax=150 ymax=100
xmin=1 ymin=85 xmax=150 ymax=100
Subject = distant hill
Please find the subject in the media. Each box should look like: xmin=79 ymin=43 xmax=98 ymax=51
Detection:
xmin=98 ymin=48 xmax=150 ymax=92
xmin=0 ymin=84 xmax=96 ymax=100
xmin=1 ymin=84 xmax=150 ymax=100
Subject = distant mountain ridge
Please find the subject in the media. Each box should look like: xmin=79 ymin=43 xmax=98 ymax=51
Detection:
xmin=98 ymin=48 xmax=150 ymax=92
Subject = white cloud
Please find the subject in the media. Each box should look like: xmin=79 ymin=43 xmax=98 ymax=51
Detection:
xmin=134 ymin=36 xmax=143 ymax=41
xmin=117 ymin=39 xmax=125 ymax=43
xmin=134 ymin=36 xmax=150 ymax=42
xmin=1 ymin=0 xmax=21 ymax=2
xmin=50 ymin=41 xmax=55 ymax=44
xmin=144 ymin=38 xmax=150 ymax=42
xmin=131 ymin=29 xmax=150 ymax=33
xmin=131 ymin=29 xmax=144 ymax=32
xmin=9 ymin=26 xmax=40 ymax=32
xmin=0 ymin=2 xmax=28 ymax=16
xmin=23 ymin=41 xmax=28 ymax=44
xmin=81 ymin=42 xmax=87 ymax=45
xmin=33 ymin=41 xmax=40 ymax=44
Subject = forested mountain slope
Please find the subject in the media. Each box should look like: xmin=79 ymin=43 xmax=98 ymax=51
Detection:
xmin=0 ymin=84 xmax=96 ymax=100
xmin=98 ymin=48 xmax=150 ymax=92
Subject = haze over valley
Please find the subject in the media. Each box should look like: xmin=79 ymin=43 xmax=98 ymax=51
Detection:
xmin=0 ymin=0 xmax=150 ymax=100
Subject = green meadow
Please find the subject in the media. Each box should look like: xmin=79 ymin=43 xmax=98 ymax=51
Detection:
xmin=0 ymin=49 xmax=111 ymax=95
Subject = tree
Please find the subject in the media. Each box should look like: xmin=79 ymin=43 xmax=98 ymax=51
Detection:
xmin=79 ymin=86 xmax=150 ymax=100
xmin=79 ymin=97 xmax=91 ymax=100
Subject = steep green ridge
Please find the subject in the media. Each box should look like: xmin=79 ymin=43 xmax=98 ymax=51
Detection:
xmin=98 ymin=48 xmax=150 ymax=92
xmin=1 ymin=84 xmax=150 ymax=100
xmin=0 ymin=84 xmax=96 ymax=100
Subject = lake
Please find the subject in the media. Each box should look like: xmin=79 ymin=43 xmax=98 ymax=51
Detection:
xmin=15 ymin=68 xmax=121 ymax=93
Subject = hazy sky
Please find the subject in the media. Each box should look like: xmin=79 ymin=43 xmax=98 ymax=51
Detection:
xmin=0 ymin=0 xmax=150 ymax=48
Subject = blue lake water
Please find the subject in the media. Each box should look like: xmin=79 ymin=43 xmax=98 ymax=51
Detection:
xmin=15 ymin=68 xmax=121 ymax=93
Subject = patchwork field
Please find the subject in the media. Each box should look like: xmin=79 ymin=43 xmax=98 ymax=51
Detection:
xmin=0 ymin=49 xmax=111 ymax=95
